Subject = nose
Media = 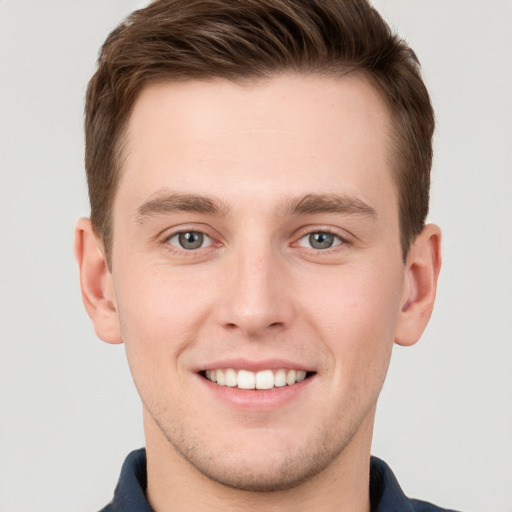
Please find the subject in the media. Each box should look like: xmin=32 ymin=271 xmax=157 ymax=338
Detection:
xmin=216 ymin=241 xmax=294 ymax=339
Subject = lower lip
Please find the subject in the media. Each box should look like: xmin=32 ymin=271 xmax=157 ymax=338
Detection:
xmin=197 ymin=374 xmax=315 ymax=410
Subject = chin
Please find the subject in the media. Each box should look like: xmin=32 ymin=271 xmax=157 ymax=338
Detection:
xmin=159 ymin=418 xmax=354 ymax=493
xmin=186 ymin=449 xmax=339 ymax=492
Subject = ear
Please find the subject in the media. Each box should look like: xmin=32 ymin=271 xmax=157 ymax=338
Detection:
xmin=74 ymin=218 xmax=122 ymax=344
xmin=395 ymin=224 xmax=442 ymax=347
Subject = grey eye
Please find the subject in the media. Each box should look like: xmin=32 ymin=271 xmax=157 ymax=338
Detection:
xmin=169 ymin=231 xmax=211 ymax=250
xmin=297 ymin=232 xmax=342 ymax=250
xmin=309 ymin=232 xmax=334 ymax=249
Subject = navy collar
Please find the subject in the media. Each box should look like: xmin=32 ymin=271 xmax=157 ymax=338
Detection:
xmin=100 ymin=448 xmax=457 ymax=512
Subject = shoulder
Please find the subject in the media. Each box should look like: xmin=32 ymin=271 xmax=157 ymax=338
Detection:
xmin=370 ymin=456 xmax=463 ymax=512
xmin=97 ymin=449 xmax=152 ymax=512
xmin=409 ymin=498 xmax=461 ymax=512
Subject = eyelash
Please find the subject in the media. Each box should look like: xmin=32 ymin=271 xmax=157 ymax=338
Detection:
xmin=295 ymin=229 xmax=348 ymax=252
xmin=160 ymin=227 xmax=352 ymax=255
xmin=293 ymin=228 xmax=350 ymax=252
xmin=163 ymin=229 xmax=217 ymax=253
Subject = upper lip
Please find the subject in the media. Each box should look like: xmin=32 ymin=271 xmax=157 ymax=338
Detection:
xmin=195 ymin=358 xmax=315 ymax=373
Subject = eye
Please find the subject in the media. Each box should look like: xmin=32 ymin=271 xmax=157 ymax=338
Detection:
xmin=297 ymin=231 xmax=343 ymax=250
xmin=167 ymin=231 xmax=212 ymax=250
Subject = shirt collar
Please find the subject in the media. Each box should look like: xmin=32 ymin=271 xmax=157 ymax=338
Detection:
xmin=101 ymin=449 xmax=153 ymax=512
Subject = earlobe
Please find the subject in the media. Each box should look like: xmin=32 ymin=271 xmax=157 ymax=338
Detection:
xmin=74 ymin=218 xmax=122 ymax=344
xmin=395 ymin=224 xmax=442 ymax=347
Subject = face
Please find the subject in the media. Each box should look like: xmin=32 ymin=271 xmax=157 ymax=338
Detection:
xmin=106 ymin=74 xmax=409 ymax=490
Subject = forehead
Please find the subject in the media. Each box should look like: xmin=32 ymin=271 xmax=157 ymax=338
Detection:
xmin=118 ymin=73 xmax=396 ymax=215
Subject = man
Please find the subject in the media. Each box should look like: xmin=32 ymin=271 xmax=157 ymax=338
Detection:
xmin=74 ymin=1 xmax=452 ymax=510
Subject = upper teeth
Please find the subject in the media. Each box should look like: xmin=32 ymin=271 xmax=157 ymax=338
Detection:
xmin=204 ymin=368 xmax=307 ymax=390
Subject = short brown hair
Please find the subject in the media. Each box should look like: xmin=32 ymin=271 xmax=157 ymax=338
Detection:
xmin=85 ymin=0 xmax=434 ymax=264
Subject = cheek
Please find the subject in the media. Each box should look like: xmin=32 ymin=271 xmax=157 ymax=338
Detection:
xmin=113 ymin=265 xmax=215 ymax=370
xmin=299 ymin=263 xmax=402 ymax=380
xmin=301 ymin=260 xmax=402 ymax=329
xmin=113 ymin=267 xmax=216 ymax=415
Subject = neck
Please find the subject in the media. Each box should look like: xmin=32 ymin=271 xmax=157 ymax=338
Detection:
xmin=144 ymin=410 xmax=374 ymax=512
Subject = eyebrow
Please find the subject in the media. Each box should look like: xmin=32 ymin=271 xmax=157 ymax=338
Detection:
xmin=135 ymin=192 xmax=231 ymax=223
xmin=278 ymin=193 xmax=377 ymax=218
xmin=135 ymin=191 xmax=377 ymax=223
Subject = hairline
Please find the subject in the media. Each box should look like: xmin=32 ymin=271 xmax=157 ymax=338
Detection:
xmin=101 ymin=69 xmax=412 ymax=267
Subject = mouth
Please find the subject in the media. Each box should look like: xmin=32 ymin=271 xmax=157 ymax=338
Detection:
xmin=200 ymin=368 xmax=315 ymax=390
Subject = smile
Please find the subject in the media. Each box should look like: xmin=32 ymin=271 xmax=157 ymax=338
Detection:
xmin=203 ymin=368 xmax=311 ymax=390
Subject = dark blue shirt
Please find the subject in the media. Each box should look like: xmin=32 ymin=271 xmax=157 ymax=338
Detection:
xmin=99 ymin=449 xmax=460 ymax=511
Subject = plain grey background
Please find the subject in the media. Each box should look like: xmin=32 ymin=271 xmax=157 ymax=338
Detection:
xmin=1 ymin=1 xmax=511 ymax=511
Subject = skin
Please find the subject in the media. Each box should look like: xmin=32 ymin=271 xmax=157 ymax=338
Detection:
xmin=75 ymin=74 xmax=441 ymax=512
